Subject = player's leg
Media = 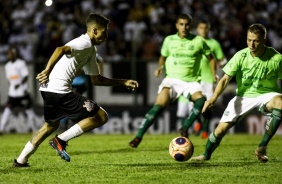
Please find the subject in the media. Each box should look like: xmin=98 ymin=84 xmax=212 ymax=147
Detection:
xmin=48 ymin=92 xmax=102 ymax=161
xmin=199 ymin=82 xmax=214 ymax=139
xmin=179 ymin=91 xmax=206 ymax=137
xmin=129 ymin=87 xmax=170 ymax=148
xmin=49 ymin=107 xmax=107 ymax=162
xmin=57 ymin=107 xmax=108 ymax=141
xmin=0 ymin=107 xmax=12 ymax=133
xmin=22 ymin=94 xmax=37 ymax=132
xmin=190 ymin=121 xmax=234 ymax=161
xmin=255 ymin=95 xmax=282 ymax=162
xmin=13 ymin=121 xmax=60 ymax=167
xmin=25 ymin=108 xmax=37 ymax=132
xmin=176 ymin=95 xmax=190 ymax=126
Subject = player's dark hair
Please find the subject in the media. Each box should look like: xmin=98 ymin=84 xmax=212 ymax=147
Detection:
xmin=86 ymin=13 xmax=109 ymax=29
xmin=197 ymin=20 xmax=210 ymax=29
xmin=248 ymin=24 xmax=267 ymax=39
xmin=176 ymin=14 xmax=193 ymax=24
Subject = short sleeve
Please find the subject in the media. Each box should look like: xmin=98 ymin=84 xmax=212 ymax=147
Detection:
xmin=160 ymin=37 xmax=169 ymax=57
xmin=20 ymin=60 xmax=29 ymax=77
xmin=222 ymin=52 xmax=242 ymax=77
xmin=83 ymin=54 xmax=100 ymax=75
xmin=202 ymin=40 xmax=211 ymax=57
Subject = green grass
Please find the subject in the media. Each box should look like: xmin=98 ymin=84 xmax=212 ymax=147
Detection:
xmin=0 ymin=133 xmax=281 ymax=184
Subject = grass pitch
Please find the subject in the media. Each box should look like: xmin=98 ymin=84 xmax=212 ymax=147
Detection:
xmin=0 ymin=133 xmax=281 ymax=184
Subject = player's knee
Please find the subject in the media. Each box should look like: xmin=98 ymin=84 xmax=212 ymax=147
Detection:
xmin=273 ymin=95 xmax=282 ymax=109
xmin=95 ymin=108 xmax=108 ymax=125
xmin=45 ymin=122 xmax=60 ymax=132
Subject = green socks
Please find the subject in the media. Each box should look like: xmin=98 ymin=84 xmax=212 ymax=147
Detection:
xmin=201 ymin=109 xmax=212 ymax=133
xmin=136 ymin=105 xmax=164 ymax=138
xmin=203 ymin=132 xmax=222 ymax=159
xmin=182 ymin=96 xmax=206 ymax=130
xmin=259 ymin=108 xmax=282 ymax=147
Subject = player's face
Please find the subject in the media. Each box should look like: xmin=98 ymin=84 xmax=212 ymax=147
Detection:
xmin=247 ymin=31 xmax=266 ymax=56
xmin=176 ymin=18 xmax=191 ymax=38
xmin=94 ymin=26 xmax=108 ymax=45
xmin=7 ymin=48 xmax=17 ymax=61
xmin=197 ymin=23 xmax=209 ymax=38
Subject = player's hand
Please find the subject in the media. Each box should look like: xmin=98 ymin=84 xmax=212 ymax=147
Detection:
xmin=124 ymin=80 xmax=139 ymax=91
xmin=14 ymin=84 xmax=20 ymax=89
xmin=154 ymin=68 xmax=163 ymax=77
xmin=202 ymin=99 xmax=216 ymax=113
xmin=36 ymin=70 xmax=50 ymax=85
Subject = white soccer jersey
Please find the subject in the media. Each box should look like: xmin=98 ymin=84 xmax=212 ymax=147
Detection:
xmin=5 ymin=58 xmax=29 ymax=97
xmin=40 ymin=34 xmax=100 ymax=93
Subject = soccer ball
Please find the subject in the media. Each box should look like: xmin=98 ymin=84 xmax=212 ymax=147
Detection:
xmin=169 ymin=137 xmax=194 ymax=162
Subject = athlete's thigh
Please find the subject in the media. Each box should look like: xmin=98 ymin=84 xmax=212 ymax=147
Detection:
xmin=62 ymin=93 xmax=100 ymax=123
xmin=41 ymin=91 xmax=64 ymax=123
xmin=201 ymin=82 xmax=213 ymax=100
xmin=214 ymin=121 xmax=234 ymax=137
xmin=219 ymin=96 xmax=259 ymax=123
xmin=155 ymin=87 xmax=170 ymax=106
xmin=265 ymin=94 xmax=282 ymax=111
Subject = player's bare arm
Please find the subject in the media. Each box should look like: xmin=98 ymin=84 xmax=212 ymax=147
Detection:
xmin=154 ymin=55 xmax=166 ymax=77
xmin=202 ymin=74 xmax=231 ymax=113
xmin=15 ymin=76 xmax=28 ymax=89
xmin=36 ymin=46 xmax=72 ymax=85
xmin=90 ymin=74 xmax=138 ymax=91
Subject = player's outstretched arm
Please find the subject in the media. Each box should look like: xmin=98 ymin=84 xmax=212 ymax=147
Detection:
xmin=90 ymin=74 xmax=138 ymax=91
xmin=154 ymin=55 xmax=166 ymax=77
xmin=202 ymin=74 xmax=231 ymax=113
xmin=36 ymin=46 xmax=72 ymax=85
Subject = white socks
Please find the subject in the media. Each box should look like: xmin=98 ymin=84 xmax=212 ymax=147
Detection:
xmin=17 ymin=141 xmax=38 ymax=164
xmin=58 ymin=124 xmax=84 ymax=142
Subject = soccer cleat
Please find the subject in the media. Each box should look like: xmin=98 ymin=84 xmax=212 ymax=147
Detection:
xmin=201 ymin=131 xmax=208 ymax=139
xmin=12 ymin=159 xmax=30 ymax=167
xmin=129 ymin=137 xmax=142 ymax=148
xmin=49 ymin=136 xmax=71 ymax=162
xmin=178 ymin=128 xmax=188 ymax=138
xmin=255 ymin=146 xmax=268 ymax=162
xmin=189 ymin=155 xmax=208 ymax=161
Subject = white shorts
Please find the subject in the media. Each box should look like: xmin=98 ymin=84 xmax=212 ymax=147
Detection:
xmin=177 ymin=100 xmax=193 ymax=117
xmin=219 ymin=92 xmax=282 ymax=123
xmin=158 ymin=78 xmax=203 ymax=102
xmin=201 ymin=82 xmax=213 ymax=100
xmin=176 ymin=81 xmax=213 ymax=117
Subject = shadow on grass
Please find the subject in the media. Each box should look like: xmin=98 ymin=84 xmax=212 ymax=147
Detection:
xmin=70 ymin=147 xmax=167 ymax=155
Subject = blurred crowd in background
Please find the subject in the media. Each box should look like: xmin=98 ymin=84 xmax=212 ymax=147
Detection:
xmin=0 ymin=0 xmax=282 ymax=64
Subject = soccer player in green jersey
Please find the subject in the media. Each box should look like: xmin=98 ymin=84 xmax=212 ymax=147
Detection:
xmin=177 ymin=20 xmax=226 ymax=139
xmin=191 ymin=23 xmax=282 ymax=162
xmin=129 ymin=14 xmax=217 ymax=148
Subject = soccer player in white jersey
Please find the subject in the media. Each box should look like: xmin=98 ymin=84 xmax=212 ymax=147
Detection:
xmin=0 ymin=47 xmax=37 ymax=134
xmin=13 ymin=13 xmax=138 ymax=167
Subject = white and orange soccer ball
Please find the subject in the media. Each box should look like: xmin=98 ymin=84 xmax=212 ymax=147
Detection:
xmin=169 ymin=137 xmax=194 ymax=162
